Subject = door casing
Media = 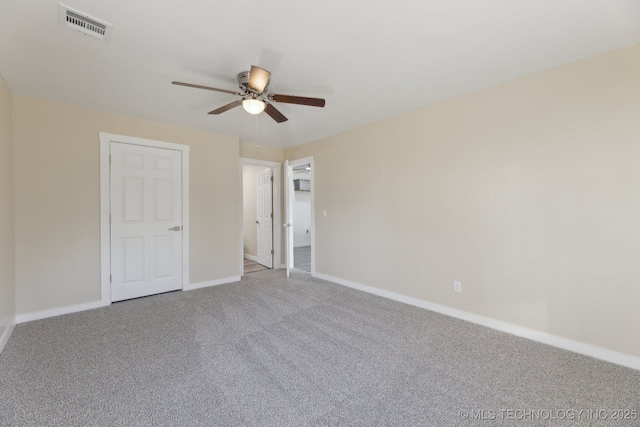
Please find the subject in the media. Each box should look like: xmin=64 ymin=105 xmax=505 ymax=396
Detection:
xmin=100 ymin=132 xmax=190 ymax=305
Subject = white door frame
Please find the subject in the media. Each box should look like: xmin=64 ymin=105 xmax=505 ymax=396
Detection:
xmin=100 ymin=132 xmax=190 ymax=305
xmin=285 ymin=156 xmax=315 ymax=275
xmin=239 ymin=158 xmax=282 ymax=275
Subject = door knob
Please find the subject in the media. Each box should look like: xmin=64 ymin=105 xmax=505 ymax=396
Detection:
xmin=283 ymin=223 xmax=291 ymax=227
xmin=256 ymin=220 xmax=259 ymax=224
xmin=168 ymin=226 xmax=182 ymax=231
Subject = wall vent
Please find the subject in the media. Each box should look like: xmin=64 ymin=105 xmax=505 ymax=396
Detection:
xmin=58 ymin=4 xmax=113 ymax=42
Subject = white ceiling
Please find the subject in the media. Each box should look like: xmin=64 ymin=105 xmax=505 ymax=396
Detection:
xmin=1 ymin=1 xmax=639 ymax=148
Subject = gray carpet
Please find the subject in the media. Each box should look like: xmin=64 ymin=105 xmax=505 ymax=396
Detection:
xmin=0 ymin=270 xmax=638 ymax=426
xmin=294 ymin=245 xmax=311 ymax=272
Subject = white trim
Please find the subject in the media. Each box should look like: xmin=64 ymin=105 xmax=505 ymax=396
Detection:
xmin=184 ymin=276 xmax=241 ymax=291
xmin=239 ymin=158 xmax=282 ymax=276
xmin=0 ymin=316 xmax=16 ymax=354
xmin=101 ymin=133 xmax=192 ymax=152
xmin=181 ymin=147 xmax=190 ymax=294
xmin=99 ymin=133 xmax=190 ymax=303
xmin=313 ymin=272 xmax=640 ymax=371
xmin=99 ymin=139 xmax=111 ymax=304
xmin=244 ymin=254 xmax=259 ymax=262
xmin=286 ymin=156 xmax=315 ymax=275
xmin=294 ymin=243 xmax=311 ymax=248
xmin=15 ymin=300 xmax=110 ymax=324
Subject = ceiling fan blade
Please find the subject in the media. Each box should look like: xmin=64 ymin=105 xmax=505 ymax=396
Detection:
xmin=208 ymin=100 xmax=242 ymax=115
xmin=264 ymin=103 xmax=288 ymax=123
xmin=248 ymin=66 xmax=271 ymax=93
xmin=172 ymin=81 xmax=241 ymax=96
xmin=270 ymin=94 xmax=325 ymax=108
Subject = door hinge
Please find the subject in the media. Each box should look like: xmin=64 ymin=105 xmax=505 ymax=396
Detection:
xmin=270 ymin=176 xmax=274 ymax=182
xmin=109 ymin=213 xmax=112 ymax=223
xmin=271 ymin=249 xmax=274 ymax=254
xmin=110 ymin=274 xmax=112 ymax=282
xmin=270 ymin=213 xmax=273 ymax=219
xmin=109 ymin=154 xmax=111 ymax=164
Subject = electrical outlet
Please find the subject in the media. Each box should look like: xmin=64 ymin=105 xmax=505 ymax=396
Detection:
xmin=454 ymin=281 xmax=462 ymax=293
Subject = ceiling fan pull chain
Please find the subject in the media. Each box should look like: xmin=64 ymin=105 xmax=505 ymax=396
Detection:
xmin=255 ymin=113 xmax=260 ymax=145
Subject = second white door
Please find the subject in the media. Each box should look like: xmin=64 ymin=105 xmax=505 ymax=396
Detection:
xmin=256 ymin=167 xmax=273 ymax=268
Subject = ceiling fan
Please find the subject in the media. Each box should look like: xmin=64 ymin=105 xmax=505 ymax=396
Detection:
xmin=172 ymin=66 xmax=326 ymax=123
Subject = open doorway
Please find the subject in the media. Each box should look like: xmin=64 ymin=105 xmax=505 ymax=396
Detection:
xmin=292 ymin=164 xmax=311 ymax=272
xmin=284 ymin=156 xmax=315 ymax=277
xmin=239 ymin=158 xmax=282 ymax=276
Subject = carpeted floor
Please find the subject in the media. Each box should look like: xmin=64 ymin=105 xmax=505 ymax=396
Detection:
xmin=1 ymin=270 xmax=638 ymax=426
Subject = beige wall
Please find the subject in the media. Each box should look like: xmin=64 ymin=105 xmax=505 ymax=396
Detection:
xmin=0 ymin=74 xmax=15 ymax=336
xmin=242 ymin=164 xmax=264 ymax=257
xmin=13 ymin=95 xmax=240 ymax=315
xmin=285 ymin=44 xmax=640 ymax=358
xmin=240 ymin=141 xmax=283 ymax=163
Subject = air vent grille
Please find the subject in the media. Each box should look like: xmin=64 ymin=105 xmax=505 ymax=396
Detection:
xmin=59 ymin=4 xmax=113 ymax=41
xmin=66 ymin=11 xmax=106 ymax=36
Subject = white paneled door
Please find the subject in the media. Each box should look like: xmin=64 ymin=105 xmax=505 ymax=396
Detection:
xmin=256 ymin=167 xmax=273 ymax=268
xmin=110 ymin=142 xmax=183 ymax=302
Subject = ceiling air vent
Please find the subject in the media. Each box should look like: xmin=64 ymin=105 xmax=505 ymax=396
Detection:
xmin=58 ymin=4 xmax=113 ymax=41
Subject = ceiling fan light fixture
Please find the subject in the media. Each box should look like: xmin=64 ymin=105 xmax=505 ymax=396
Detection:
xmin=248 ymin=66 xmax=271 ymax=93
xmin=242 ymin=98 xmax=266 ymax=115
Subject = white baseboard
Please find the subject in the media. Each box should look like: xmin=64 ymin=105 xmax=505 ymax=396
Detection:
xmin=0 ymin=316 xmax=16 ymax=354
xmin=244 ymin=254 xmax=259 ymax=262
xmin=313 ymin=272 xmax=640 ymax=371
xmin=12 ymin=276 xmax=242 ymax=324
xmin=15 ymin=300 xmax=110 ymax=324
xmin=184 ymin=276 xmax=241 ymax=291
